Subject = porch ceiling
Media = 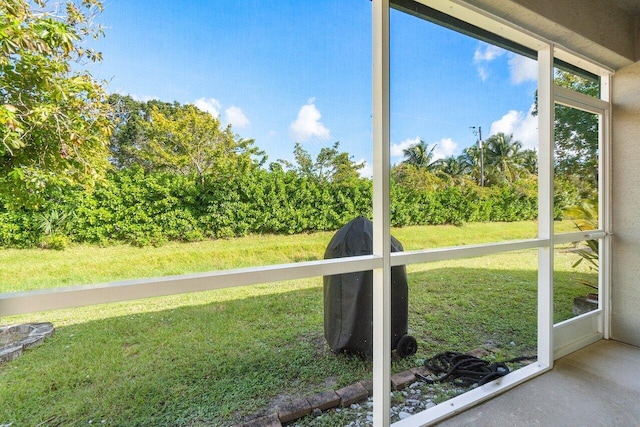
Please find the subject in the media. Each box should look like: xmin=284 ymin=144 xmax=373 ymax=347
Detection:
xmin=464 ymin=0 xmax=640 ymax=70
xmin=610 ymin=0 xmax=640 ymax=14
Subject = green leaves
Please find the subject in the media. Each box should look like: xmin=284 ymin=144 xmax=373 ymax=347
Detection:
xmin=482 ymin=133 xmax=524 ymax=183
xmin=278 ymin=141 xmax=364 ymax=184
xmin=0 ymin=165 xmax=543 ymax=248
xmin=402 ymin=139 xmax=441 ymax=171
xmin=107 ymin=95 xmax=266 ymax=187
xmin=0 ymin=0 xmax=112 ymax=208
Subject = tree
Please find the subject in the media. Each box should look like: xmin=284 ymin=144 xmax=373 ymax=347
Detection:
xmin=402 ymin=139 xmax=441 ymax=171
xmin=0 ymin=0 xmax=112 ymax=207
xmin=108 ymin=96 xmax=266 ymax=184
xmin=461 ymin=145 xmax=482 ymax=185
xmin=520 ymin=148 xmax=538 ymax=176
xmin=278 ymin=142 xmax=365 ymax=184
xmin=140 ymin=103 xmax=265 ymax=186
xmin=437 ymin=155 xmax=471 ymax=183
xmin=554 ymin=72 xmax=599 ymax=185
xmin=533 ymin=70 xmax=599 ymax=186
xmin=483 ymin=132 xmax=524 ymax=183
xmin=107 ymin=94 xmax=183 ymax=169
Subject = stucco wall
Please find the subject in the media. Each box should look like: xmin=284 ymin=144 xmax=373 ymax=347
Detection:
xmin=611 ymin=60 xmax=640 ymax=346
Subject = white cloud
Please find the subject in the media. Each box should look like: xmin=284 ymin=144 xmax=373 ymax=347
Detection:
xmin=193 ymin=99 xmax=250 ymax=129
xmin=472 ymin=44 xmax=536 ymax=85
xmin=476 ymin=66 xmax=489 ymax=82
xmin=474 ymin=44 xmax=505 ymax=62
xmin=225 ymin=106 xmax=250 ymax=128
xmin=390 ymin=137 xmax=421 ymax=158
xmin=194 ymin=97 xmax=221 ymax=118
xmin=358 ymin=159 xmax=373 ymax=179
xmin=489 ymin=104 xmax=538 ymax=150
xmin=289 ymin=98 xmax=331 ymax=141
xmin=390 ymin=136 xmax=459 ymax=163
xmin=473 ymin=43 xmax=506 ymax=82
xmin=509 ymin=55 xmax=537 ymax=84
xmin=432 ymin=137 xmax=458 ymax=160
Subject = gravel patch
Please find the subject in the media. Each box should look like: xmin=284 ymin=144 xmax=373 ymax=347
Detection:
xmin=292 ymin=380 xmax=466 ymax=426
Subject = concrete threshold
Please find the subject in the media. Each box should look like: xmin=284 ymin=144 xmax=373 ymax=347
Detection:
xmin=436 ymin=339 xmax=640 ymax=427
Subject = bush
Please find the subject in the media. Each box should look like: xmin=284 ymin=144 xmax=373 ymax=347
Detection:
xmin=1 ymin=168 xmax=543 ymax=248
xmin=38 ymin=234 xmax=71 ymax=250
xmin=0 ymin=209 xmax=39 ymax=247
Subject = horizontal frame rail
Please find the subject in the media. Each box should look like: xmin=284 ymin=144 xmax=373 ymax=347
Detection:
xmin=554 ymin=310 xmax=603 ymax=359
xmin=554 ymin=230 xmax=605 ymax=245
xmin=554 ymin=85 xmax=608 ymax=114
xmin=3 ymin=234 xmax=600 ymax=317
xmin=391 ymin=238 xmax=547 ymax=266
xmin=554 ymin=308 xmax=602 ymax=329
xmin=0 ymin=255 xmax=380 ymax=316
xmin=3 ymin=238 xmax=571 ymax=317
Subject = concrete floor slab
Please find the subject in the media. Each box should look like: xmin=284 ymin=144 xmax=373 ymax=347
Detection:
xmin=436 ymin=340 xmax=640 ymax=427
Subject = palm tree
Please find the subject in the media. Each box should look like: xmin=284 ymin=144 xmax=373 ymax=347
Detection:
xmin=520 ymin=149 xmax=538 ymax=176
xmin=402 ymin=140 xmax=441 ymax=171
xmin=565 ymin=197 xmax=599 ymax=291
xmin=461 ymin=145 xmax=483 ymax=185
xmin=483 ymin=132 xmax=524 ymax=182
xmin=438 ymin=155 xmax=471 ymax=182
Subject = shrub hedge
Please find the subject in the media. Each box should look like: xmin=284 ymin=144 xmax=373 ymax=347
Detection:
xmin=0 ymin=167 xmax=576 ymax=248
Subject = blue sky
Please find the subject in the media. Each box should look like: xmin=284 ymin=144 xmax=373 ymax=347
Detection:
xmin=86 ymin=0 xmax=538 ymax=176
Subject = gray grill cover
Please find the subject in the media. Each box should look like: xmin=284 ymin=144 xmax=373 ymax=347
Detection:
xmin=323 ymin=217 xmax=408 ymax=358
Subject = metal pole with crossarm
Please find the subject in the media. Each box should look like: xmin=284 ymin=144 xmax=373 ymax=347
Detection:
xmin=471 ymin=126 xmax=484 ymax=187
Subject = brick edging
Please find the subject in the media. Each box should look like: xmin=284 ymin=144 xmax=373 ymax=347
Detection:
xmin=238 ymin=367 xmax=431 ymax=427
xmin=239 ymin=347 xmax=494 ymax=426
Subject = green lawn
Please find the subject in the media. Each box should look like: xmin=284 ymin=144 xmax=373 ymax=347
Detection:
xmin=2 ymin=220 xmax=558 ymax=294
xmin=0 ymin=221 xmax=595 ymax=426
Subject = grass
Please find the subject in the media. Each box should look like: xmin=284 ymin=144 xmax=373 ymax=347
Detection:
xmin=2 ymin=220 xmax=554 ymax=294
xmin=0 ymin=221 xmax=594 ymax=426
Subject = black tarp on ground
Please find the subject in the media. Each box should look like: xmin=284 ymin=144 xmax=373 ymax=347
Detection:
xmin=323 ymin=217 xmax=414 ymax=359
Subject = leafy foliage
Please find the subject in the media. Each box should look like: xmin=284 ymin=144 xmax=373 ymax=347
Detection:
xmin=437 ymin=155 xmax=472 ymax=184
xmin=401 ymin=139 xmax=441 ymax=171
xmin=108 ymin=95 xmax=265 ymax=186
xmin=532 ymin=71 xmax=600 ymax=186
xmin=0 ymin=163 xmax=544 ymax=248
xmin=0 ymin=0 xmax=113 ymax=207
xmin=277 ymin=142 xmax=364 ymax=184
xmin=0 ymin=48 xmax=595 ymax=249
xmin=553 ymin=72 xmax=599 ymax=184
xmin=565 ymin=197 xmax=599 ymax=290
xmin=483 ymin=133 xmax=525 ymax=183
xmin=391 ymin=177 xmax=538 ymax=227
xmin=390 ymin=164 xmax=447 ymax=192
xmin=108 ymin=94 xmax=180 ymax=169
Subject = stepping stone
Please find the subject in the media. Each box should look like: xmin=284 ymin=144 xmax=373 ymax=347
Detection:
xmin=391 ymin=370 xmax=416 ymax=390
xmin=410 ymin=366 xmax=432 ymax=379
xmin=336 ymin=382 xmax=368 ymax=407
xmin=359 ymin=379 xmax=373 ymax=396
xmin=276 ymin=398 xmax=311 ymax=423
xmin=307 ymin=390 xmax=340 ymax=411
